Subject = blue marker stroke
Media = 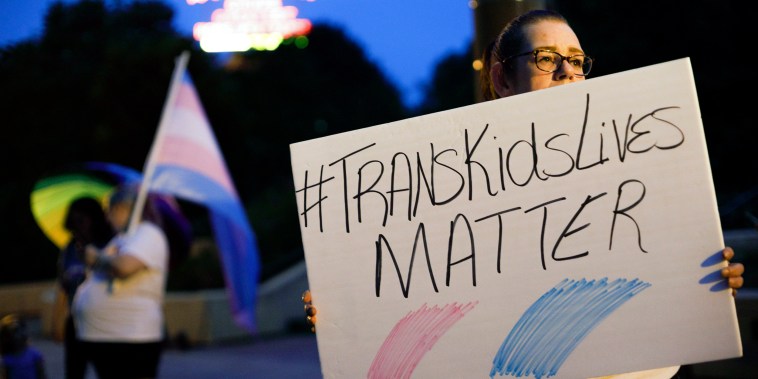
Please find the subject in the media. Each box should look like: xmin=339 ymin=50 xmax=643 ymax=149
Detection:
xmin=490 ymin=278 xmax=651 ymax=379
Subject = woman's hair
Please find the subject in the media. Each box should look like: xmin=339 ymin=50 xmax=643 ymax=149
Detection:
xmin=479 ymin=40 xmax=498 ymax=101
xmin=493 ymin=9 xmax=568 ymax=64
xmin=481 ymin=9 xmax=569 ymax=99
xmin=109 ymin=183 xmax=163 ymax=228
xmin=64 ymin=196 xmax=114 ymax=246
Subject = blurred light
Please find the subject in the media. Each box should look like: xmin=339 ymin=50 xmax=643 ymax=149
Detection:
xmin=472 ymin=59 xmax=483 ymax=71
xmin=189 ymin=0 xmax=312 ymax=52
xmin=295 ymin=35 xmax=309 ymax=49
xmin=468 ymin=1 xmax=478 ymax=10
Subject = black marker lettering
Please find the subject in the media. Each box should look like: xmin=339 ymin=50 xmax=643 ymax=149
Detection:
xmin=576 ymin=93 xmax=609 ymax=170
xmin=465 ymin=125 xmax=498 ymax=200
xmin=475 ymin=207 xmax=522 ymax=273
xmin=525 ymin=197 xmax=567 ymax=270
xmin=355 ymin=160 xmax=388 ymax=226
xmin=387 ymin=152 xmax=412 ymax=221
xmin=552 ymin=192 xmax=608 ymax=263
xmin=610 ymin=179 xmax=648 ymax=253
xmin=375 ymin=223 xmax=439 ymax=298
xmin=294 ymin=166 xmax=334 ymax=232
xmin=329 ymin=143 xmax=375 ymax=233
xmin=446 ymin=214 xmax=476 ymax=287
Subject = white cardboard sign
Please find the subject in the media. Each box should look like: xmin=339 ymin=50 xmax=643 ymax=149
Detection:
xmin=289 ymin=58 xmax=742 ymax=379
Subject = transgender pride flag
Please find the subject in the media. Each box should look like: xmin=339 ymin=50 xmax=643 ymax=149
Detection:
xmin=131 ymin=51 xmax=260 ymax=332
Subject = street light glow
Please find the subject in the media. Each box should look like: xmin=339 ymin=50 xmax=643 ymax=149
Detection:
xmin=189 ymin=0 xmax=312 ymax=52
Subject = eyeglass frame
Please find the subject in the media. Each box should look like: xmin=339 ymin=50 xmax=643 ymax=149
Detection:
xmin=501 ymin=49 xmax=593 ymax=76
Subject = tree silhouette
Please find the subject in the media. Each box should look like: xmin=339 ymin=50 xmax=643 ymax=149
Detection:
xmin=0 ymin=0 xmax=406 ymax=284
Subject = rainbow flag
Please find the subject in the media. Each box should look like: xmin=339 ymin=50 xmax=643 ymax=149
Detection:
xmin=136 ymin=52 xmax=260 ymax=332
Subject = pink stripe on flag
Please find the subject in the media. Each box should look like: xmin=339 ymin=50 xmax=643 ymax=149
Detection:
xmin=176 ymin=79 xmax=204 ymax=115
xmin=159 ymin=81 xmax=218 ymax=152
xmin=154 ymin=135 xmax=236 ymax=195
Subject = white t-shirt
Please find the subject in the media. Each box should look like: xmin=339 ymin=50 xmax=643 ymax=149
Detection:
xmin=72 ymin=222 xmax=168 ymax=342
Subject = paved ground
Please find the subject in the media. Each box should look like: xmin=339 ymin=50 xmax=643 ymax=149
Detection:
xmin=33 ymin=333 xmax=323 ymax=379
xmin=28 ymin=319 xmax=757 ymax=379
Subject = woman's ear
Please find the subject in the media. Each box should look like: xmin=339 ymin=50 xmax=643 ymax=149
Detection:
xmin=491 ymin=61 xmax=512 ymax=98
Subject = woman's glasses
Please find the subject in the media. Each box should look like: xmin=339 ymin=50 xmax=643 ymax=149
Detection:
xmin=503 ymin=49 xmax=593 ymax=76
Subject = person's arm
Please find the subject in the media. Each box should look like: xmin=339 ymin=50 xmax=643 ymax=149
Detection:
xmin=84 ymin=245 xmax=147 ymax=279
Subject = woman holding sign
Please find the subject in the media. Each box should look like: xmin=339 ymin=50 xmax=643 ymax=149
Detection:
xmin=481 ymin=8 xmax=743 ymax=292
xmin=485 ymin=10 xmax=744 ymax=379
xmin=304 ymin=8 xmax=745 ymax=379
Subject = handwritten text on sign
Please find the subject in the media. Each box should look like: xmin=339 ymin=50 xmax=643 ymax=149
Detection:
xmin=289 ymin=59 xmax=741 ymax=378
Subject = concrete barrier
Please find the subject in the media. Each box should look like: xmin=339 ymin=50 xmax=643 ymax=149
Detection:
xmin=4 ymin=262 xmax=310 ymax=346
xmin=0 ymin=281 xmax=56 ymax=318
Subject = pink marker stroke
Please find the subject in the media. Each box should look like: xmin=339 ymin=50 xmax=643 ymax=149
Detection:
xmin=367 ymin=302 xmax=478 ymax=379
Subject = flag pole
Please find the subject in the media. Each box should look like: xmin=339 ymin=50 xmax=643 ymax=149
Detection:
xmin=127 ymin=51 xmax=191 ymax=234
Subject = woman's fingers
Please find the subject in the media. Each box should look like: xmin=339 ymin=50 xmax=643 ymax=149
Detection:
xmin=728 ymin=276 xmax=744 ymax=291
xmin=305 ymin=304 xmax=318 ymax=317
xmin=302 ymin=290 xmax=312 ymax=304
xmin=722 ymin=246 xmax=734 ymax=261
xmin=721 ymin=263 xmax=745 ymax=279
xmin=720 ymin=247 xmax=745 ymax=295
xmin=302 ymin=290 xmax=317 ymax=332
xmin=307 ymin=315 xmax=318 ymax=326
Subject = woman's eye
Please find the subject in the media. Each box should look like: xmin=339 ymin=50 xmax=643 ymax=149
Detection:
xmin=537 ymin=54 xmax=554 ymax=63
xmin=569 ymin=57 xmax=585 ymax=67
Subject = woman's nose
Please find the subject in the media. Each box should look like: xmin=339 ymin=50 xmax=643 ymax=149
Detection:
xmin=554 ymin=59 xmax=576 ymax=80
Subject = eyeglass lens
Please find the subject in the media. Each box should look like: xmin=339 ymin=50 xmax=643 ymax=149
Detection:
xmin=535 ymin=51 xmax=592 ymax=75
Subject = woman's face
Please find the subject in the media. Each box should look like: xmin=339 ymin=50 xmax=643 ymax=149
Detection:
xmin=493 ymin=20 xmax=586 ymax=97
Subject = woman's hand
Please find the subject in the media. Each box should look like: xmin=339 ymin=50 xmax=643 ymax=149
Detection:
xmin=83 ymin=244 xmax=101 ymax=267
xmin=302 ymin=290 xmax=317 ymax=332
xmin=722 ymin=247 xmax=745 ymax=296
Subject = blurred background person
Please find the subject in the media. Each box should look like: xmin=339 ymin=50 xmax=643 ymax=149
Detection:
xmin=72 ymin=185 xmax=168 ymax=379
xmin=0 ymin=314 xmax=47 ymax=379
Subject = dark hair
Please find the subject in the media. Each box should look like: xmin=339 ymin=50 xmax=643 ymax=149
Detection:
xmin=479 ymin=40 xmax=498 ymax=101
xmin=64 ymin=196 xmax=114 ymax=247
xmin=481 ymin=10 xmax=569 ymax=100
xmin=493 ymin=9 xmax=568 ymax=64
xmin=0 ymin=314 xmax=28 ymax=355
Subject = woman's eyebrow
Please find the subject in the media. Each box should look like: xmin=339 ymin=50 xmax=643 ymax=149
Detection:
xmin=534 ymin=46 xmax=585 ymax=54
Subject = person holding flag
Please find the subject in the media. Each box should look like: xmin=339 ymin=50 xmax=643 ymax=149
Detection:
xmin=72 ymin=48 xmax=261 ymax=376
xmin=71 ymin=184 xmax=168 ymax=379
